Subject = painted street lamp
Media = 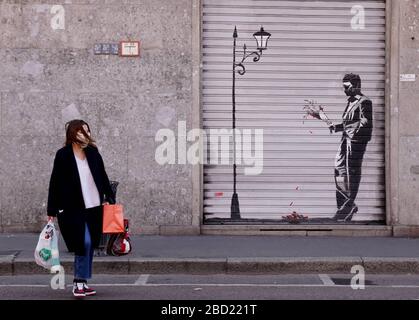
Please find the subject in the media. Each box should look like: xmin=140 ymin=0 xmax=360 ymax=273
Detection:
xmin=231 ymin=26 xmax=271 ymax=219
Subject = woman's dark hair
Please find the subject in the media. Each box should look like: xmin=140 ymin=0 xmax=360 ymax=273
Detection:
xmin=64 ymin=119 xmax=96 ymax=147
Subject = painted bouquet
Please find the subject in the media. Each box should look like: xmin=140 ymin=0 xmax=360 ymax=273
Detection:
xmin=282 ymin=212 xmax=309 ymax=224
xmin=303 ymin=99 xmax=333 ymax=127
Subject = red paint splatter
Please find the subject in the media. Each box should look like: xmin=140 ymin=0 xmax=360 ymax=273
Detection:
xmin=215 ymin=192 xmax=223 ymax=197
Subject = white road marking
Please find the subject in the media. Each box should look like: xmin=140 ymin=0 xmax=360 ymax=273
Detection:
xmin=2 ymin=283 xmax=419 ymax=289
xmin=319 ymin=274 xmax=335 ymax=286
xmin=129 ymin=283 xmax=337 ymax=288
xmin=134 ymin=274 xmax=150 ymax=286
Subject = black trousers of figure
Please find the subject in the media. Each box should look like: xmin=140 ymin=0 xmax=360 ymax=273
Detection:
xmin=334 ymin=137 xmax=368 ymax=213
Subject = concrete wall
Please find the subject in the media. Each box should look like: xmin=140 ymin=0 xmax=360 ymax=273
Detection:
xmin=0 ymin=0 xmax=195 ymax=233
xmin=389 ymin=0 xmax=419 ymax=235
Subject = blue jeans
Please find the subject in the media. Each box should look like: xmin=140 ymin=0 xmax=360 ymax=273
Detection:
xmin=74 ymin=223 xmax=94 ymax=281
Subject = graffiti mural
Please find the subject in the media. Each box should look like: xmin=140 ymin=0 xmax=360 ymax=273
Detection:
xmin=304 ymin=74 xmax=373 ymax=222
xmin=202 ymin=0 xmax=386 ymax=224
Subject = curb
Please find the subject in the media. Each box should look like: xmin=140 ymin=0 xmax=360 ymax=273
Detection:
xmin=0 ymin=255 xmax=14 ymax=276
xmin=226 ymin=257 xmax=363 ymax=274
xmin=129 ymin=258 xmax=227 ymax=274
xmin=363 ymin=257 xmax=419 ymax=274
xmin=4 ymin=257 xmax=419 ymax=275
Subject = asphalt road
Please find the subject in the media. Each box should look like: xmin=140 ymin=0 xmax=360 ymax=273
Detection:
xmin=1 ymin=273 xmax=419 ymax=300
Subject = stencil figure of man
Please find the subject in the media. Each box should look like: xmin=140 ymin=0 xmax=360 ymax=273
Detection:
xmin=305 ymin=73 xmax=373 ymax=222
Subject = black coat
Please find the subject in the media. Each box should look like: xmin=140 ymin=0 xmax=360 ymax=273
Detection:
xmin=47 ymin=144 xmax=115 ymax=255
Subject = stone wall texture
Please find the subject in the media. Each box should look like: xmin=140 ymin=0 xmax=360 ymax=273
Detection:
xmin=397 ymin=0 xmax=419 ymax=226
xmin=0 ymin=0 xmax=193 ymax=233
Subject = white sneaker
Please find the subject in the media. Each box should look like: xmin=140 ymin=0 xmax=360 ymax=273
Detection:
xmin=72 ymin=282 xmax=86 ymax=297
xmin=83 ymin=283 xmax=96 ymax=296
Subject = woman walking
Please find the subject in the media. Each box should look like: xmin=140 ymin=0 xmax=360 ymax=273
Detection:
xmin=47 ymin=119 xmax=115 ymax=297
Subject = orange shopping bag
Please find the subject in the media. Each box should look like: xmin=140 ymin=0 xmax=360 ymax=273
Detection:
xmin=102 ymin=204 xmax=124 ymax=233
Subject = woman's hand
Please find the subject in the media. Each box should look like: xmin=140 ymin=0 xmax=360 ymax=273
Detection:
xmin=102 ymin=201 xmax=109 ymax=205
xmin=47 ymin=216 xmax=55 ymax=222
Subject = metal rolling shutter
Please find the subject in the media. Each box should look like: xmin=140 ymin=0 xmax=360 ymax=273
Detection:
xmin=202 ymin=0 xmax=386 ymax=223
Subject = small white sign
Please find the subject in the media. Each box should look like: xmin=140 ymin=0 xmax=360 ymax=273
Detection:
xmin=400 ymin=74 xmax=416 ymax=82
xmin=120 ymin=41 xmax=140 ymax=57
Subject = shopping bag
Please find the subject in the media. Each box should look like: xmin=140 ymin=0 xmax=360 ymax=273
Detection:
xmin=106 ymin=219 xmax=132 ymax=256
xmin=34 ymin=221 xmax=61 ymax=270
xmin=102 ymin=204 xmax=124 ymax=233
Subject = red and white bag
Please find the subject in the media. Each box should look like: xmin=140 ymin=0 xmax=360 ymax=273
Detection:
xmin=106 ymin=219 xmax=132 ymax=256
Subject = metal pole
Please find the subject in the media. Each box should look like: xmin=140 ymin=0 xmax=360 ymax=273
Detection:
xmin=231 ymin=26 xmax=240 ymax=219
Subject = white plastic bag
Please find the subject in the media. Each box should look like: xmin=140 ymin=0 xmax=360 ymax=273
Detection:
xmin=34 ymin=221 xmax=61 ymax=270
